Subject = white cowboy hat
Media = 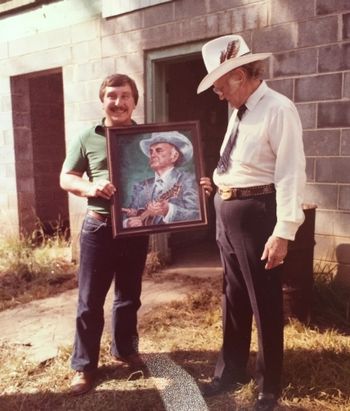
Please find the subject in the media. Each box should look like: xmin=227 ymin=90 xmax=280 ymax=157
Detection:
xmin=197 ymin=34 xmax=272 ymax=94
xmin=140 ymin=131 xmax=193 ymax=165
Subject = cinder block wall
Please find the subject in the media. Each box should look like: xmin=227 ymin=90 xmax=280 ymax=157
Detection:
xmin=0 ymin=0 xmax=349 ymax=281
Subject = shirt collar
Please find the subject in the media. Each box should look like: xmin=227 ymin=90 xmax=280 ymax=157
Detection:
xmin=245 ymin=80 xmax=268 ymax=113
xmin=155 ymin=167 xmax=174 ymax=181
xmin=94 ymin=118 xmax=137 ymax=136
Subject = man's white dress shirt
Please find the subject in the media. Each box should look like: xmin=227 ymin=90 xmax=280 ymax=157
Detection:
xmin=213 ymin=81 xmax=306 ymax=241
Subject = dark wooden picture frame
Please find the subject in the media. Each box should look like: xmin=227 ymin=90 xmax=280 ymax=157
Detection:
xmin=106 ymin=121 xmax=208 ymax=237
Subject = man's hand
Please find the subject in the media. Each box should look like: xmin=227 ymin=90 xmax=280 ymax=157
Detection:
xmin=261 ymin=236 xmax=288 ymax=270
xmin=200 ymin=177 xmax=213 ymax=197
xmin=121 ymin=208 xmax=138 ymax=217
xmin=146 ymin=200 xmax=169 ymax=217
xmin=86 ymin=179 xmax=116 ymax=199
xmin=126 ymin=217 xmax=144 ymax=227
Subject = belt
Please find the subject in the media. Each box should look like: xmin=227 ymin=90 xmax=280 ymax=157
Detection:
xmin=217 ymin=183 xmax=275 ymax=200
xmin=87 ymin=210 xmax=111 ymax=222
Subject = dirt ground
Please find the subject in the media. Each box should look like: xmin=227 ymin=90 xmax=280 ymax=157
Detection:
xmin=0 ymin=244 xmax=221 ymax=364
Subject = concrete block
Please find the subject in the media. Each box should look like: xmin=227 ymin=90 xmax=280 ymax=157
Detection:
xmin=142 ymin=22 xmax=183 ymax=49
xmin=2 ymin=129 xmax=13 ymax=146
xmin=316 ymin=157 xmax=350 ymax=183
xmin=231 ymin=3 xmax=268 ymax=33
xmin=0 ymin=193 xmax=7 ymax=207
xmin=316 ymin=0 xmax=350 ymax=15
xmin=318 ymin=101 xmax=350 ymax=128
xmin=303 ymin=183 xmax=338 ymax=209
xmin=143 ymin=1 xmax=174 ymax=27
xmin=63 ymin=82 xmax=88 ymax=103
xmin=319 ymin=43 xmax=350 ymax=72
xmin=85 ymin=79 xmax=102 ymax=102
xmin=343 ymin=13 xmax=350 ymax=40
xmin=8 ymin=27 xmax=70 ymax=56
xmin=295 ymin=73 xmax=342 ymax=102
xmin=3 ymin=47 xmax=72 ymax=77
xmin=71 ymin=19 xmax=100 ymax=43
xmin=204 ymin=13 xmax=219 ymax=38
xmin=101 ymin=57 xmax=116 ymax=76
xmin=344 ymin=71 xmax=350 ymax=99
xmin=253 ymin=23 xmax=296 ymax=53
xmin=273 ymin=48 xmax=317 ymax=77
xmin=296 ymin=103 xmax=317 ymax=129
xmin=113 ymin=12 xmax=143 ymax=34
xmin=270 ymin=0 xmax=314 ymax=25
xmin=208 ymin=0 xmax=257 ymax=13
xmin=339 ymin=185 xmax=350 ymax=210
xmin=75 ymin=61 xmax=103 ymax=82
xmin=71 ymin=42 xmax=90 ymax=64
xmin=102 ymin=31 xmax=141 ymax=57
xmin=315 ymin=209 xmax=350 ymax=237
xmin=78 ymin=101 xmax=101 ymax=121
xmin=0 ymin=76 xmax=10 ymax=96
xmin=341 ymin=129 xmax=350 ymax=155
xmin=305 ymin=158 xmax=315 ymax=182
xmin=303 ymin=129 xmax=340 ymax=156
xmin=0 ymin=41 xmax=8 ymax=59
xmin=267 ymin=78 xmax=294 ymax=99
xmin=298 ymin=16 xmax=338 ymax=47
xmin=0 ymin=95 xmax=11 ymax=112
xmin=0 ymin=111 xmax=13 ymax=131
xmin=313 ymin=234 xmax=337 ymax=264
xmin=175 ymin=0 xmax=207 ymax=19
xmin=217 ymin=11 xmax=232 ymax=36
xmin=100 ymin=18 xmax=117 ymax=37
xmin=115 ymin=53 xmax=143 ymax=76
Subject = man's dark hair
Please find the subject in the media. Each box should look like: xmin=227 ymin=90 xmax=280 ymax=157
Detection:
xmin=99 ymin=74 xmax=139 ymax=104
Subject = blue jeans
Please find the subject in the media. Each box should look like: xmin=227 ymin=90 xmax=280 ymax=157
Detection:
xmin=71 ymin=215 xmax=149 ymax=371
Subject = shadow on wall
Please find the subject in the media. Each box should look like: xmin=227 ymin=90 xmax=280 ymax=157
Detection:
xmin=335 ymin=243 xmax=350 ymax=287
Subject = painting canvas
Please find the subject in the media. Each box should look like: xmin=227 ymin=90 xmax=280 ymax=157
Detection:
xmin=106 ymin=121 xmax=208 ymax=237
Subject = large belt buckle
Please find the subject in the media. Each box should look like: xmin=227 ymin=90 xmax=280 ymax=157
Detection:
xmin=218 ymin=186 xmax=236 ymax=200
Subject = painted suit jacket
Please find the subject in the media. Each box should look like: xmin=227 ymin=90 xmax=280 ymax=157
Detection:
xmin=127 ymin=168 xmax=200 ymax=225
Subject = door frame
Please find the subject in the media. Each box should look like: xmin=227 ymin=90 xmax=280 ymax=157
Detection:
xmin=145 ymin=41 xmax=206 ymax=123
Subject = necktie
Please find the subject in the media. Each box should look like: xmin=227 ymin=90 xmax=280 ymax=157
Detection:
xmin=152 ymin=178 xmax=164 ymax=200
xmin=216 ymin=104 xmax=247 ymax=175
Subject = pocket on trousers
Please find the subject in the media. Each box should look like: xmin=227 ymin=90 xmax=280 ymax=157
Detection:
xmin=81 ymin=216 xmax=106 ymax=234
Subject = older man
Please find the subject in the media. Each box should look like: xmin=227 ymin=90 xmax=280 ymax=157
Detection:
xmin=197 ymin=35 xmax=306 ymax=411
xmin=123 ymin=131 xmax=200 ymax=227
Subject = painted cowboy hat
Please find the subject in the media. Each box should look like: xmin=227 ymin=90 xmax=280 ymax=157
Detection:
xmin=197 ymin=34 xmax=272 ymax=93
xmin=140 ymin=131 xmax=193 ymax=165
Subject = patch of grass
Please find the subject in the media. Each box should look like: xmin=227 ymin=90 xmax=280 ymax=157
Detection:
xmin=1 ymin=275 xmax=349 ymax=410
xmin=0 ymin=229 xmax=77 ymax=311
xmin=311 ymin=271 xmax=350 ymax=334
xmin=1 ymin=240 xmax=350 ymax=410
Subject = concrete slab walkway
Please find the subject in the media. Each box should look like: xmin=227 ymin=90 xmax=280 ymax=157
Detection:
xmin=0 ymin=262 xmax=221 ymax=364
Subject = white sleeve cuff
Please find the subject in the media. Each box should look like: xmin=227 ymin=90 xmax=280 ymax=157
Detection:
xmin=163 ymin=203 xmax=175 ymax=223
xmin=272 ymin=221 xmax=302 ymax=241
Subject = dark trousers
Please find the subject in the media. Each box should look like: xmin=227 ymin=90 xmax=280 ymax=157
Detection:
xmin=71 ymin=215 xmax=149 ymax=372
xmin=214 ymin=192 xmax=284 ymax=396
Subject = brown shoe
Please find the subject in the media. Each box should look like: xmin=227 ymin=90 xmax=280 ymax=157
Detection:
xmin=114 ymin=353 xmax=145 ymax=370
xmin=70 ymin=371 xmax=95 ymax=396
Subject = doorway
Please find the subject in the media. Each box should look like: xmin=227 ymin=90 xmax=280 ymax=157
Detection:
xmin=11 ymin=68 xmax=68 ymax=236
xmin=148 ymin=51 xmax=228 ymax=263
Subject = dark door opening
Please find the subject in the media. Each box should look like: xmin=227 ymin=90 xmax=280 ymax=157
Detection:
xmin=11 ymin=69 xmax=69 ymax=236
xmin=160 ymin=56 xmax=228 ymax=261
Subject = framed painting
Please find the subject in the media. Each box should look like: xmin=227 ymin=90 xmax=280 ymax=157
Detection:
xmin=106 ymin=121 xmax=208 ymax=237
